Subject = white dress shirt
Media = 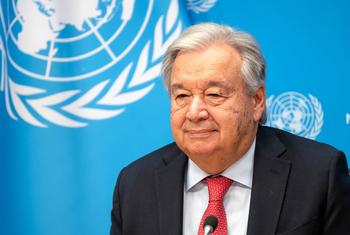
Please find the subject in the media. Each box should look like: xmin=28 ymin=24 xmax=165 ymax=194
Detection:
xmin=183 ymin=139 xmax=256 ymax=235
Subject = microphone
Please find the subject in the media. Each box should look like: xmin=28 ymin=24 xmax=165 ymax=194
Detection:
xmin=203 ymin=215 xmax=218 ymax=235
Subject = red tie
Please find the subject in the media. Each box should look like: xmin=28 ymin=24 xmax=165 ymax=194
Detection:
xmin=198 ymin=176 xmax=233 ymax=235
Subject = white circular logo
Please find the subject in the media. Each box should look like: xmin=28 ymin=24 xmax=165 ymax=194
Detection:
xmin=266 ymin=92 xmax=324 ymax=139
xmin=0 ymin=0 xmax=183 ymax=127
xmin=8 ymin=0 xmax=151 ymax=81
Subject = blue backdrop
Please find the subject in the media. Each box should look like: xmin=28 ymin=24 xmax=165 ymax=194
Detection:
xmin=0 ymin=1 xmax=349 ymax=235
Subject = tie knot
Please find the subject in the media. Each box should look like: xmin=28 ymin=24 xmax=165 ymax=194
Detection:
xmin=206 ymin=176 xmax=232 ymax=202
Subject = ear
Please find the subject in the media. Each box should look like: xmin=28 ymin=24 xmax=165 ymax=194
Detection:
xmin=252 ymin=87 xmax=266 ymax=122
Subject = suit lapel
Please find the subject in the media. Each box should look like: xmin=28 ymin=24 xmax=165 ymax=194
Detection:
xmin=155 ymin=146 xmax=187 ymax=235
xmin=247 ymin=127 xmax=291 ymax=235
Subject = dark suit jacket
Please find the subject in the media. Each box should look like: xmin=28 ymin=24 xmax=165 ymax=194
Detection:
xmin=110 ymin=126 xmax=350 ymax=235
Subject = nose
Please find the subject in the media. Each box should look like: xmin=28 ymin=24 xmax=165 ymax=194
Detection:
xmin=186 ymin=96 xmax=209 ymax=122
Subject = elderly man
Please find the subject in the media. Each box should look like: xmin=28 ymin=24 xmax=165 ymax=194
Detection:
xmin=110 ymin=23 xmax=350 ymax=235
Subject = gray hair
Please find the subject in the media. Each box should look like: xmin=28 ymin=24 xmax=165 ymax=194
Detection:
xmin=161 ymin=23 xmax=267 ymax=123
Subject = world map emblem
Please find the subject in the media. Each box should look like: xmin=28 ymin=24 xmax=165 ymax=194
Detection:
xmin=0 ymin=0 xmax=183 ymax=127
xmin=266 ymin=91 xmax=324 ymax=140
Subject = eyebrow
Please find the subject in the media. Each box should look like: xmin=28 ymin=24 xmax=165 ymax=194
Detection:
xmin=206 ymin=81 xmax=230 ymax=89
xmin=170 ymin=80 xmax=231 ymax=92
xmin=170 ymin=83 xmax=185 ymax=92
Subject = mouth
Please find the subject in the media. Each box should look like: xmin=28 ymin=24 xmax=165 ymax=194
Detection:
xmin=184 ymin=129 xmax=217 ymax=138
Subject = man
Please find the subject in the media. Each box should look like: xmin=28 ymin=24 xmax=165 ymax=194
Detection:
xmin=110 ymin=23 xmax=350 ymax=235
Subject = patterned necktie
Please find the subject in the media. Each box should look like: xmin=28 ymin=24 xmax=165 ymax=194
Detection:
xmin=198 ymin=176 xmax=233 ymax=235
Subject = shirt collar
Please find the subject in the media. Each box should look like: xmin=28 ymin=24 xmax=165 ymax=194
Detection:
xmin=185 ymin=138 xmax=256 ymax=191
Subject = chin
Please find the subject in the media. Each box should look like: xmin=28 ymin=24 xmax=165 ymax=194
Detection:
xmin=175 ymin=135 xmax=219 ymax=157
xmin=184 ymin=145 xmax=215 ymax=157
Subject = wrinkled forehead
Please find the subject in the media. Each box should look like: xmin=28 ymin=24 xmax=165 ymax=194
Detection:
xmin=172 ymin=44 xmax=242 ymax=74
xmin=170 ymin=46 xmax=242 ymax=88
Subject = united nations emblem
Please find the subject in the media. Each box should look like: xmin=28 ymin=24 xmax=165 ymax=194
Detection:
xmin=0 ymin=0 xmax=183 ymax=127
xmin=266 ymin=92 xmax=324 ymax=140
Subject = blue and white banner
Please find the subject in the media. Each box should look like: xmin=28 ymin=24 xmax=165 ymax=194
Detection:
xmin=0 ymin=0 xmax=349 ymax=235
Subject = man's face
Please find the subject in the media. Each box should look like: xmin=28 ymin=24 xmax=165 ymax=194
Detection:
xmin=170 ymin=43 xmax=265 ymax=174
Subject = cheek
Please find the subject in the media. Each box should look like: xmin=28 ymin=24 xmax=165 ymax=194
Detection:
xmin=225 ymin=96 xmax=254 ymax=119
xmin=170 ymin=106 xmax=186 ymax=128
xmin=170 ymin=100 xmax=186 ymax=114
xmin=215 ymin=103 xmax=252 ymax=133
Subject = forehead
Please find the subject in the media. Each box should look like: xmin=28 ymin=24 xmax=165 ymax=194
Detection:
xmin=170 ymin=43 xmax=242 ymax=87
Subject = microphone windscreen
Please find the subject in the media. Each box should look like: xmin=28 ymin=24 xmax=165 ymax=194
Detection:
xmin=203 ymin=215 xmax=218 ymax=230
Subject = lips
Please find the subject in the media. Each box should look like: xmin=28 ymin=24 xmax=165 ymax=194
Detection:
xmin=184 ymin=129 xmax=217 ymax=138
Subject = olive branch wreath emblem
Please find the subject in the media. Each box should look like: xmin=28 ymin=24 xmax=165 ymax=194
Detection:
xmin=266 ymin=93 xmax=323 ymax=140
xmin=185 ymin=0 xmax=218 ymax=13
xmin=0 ymin=0 xmax=182 ymax=128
